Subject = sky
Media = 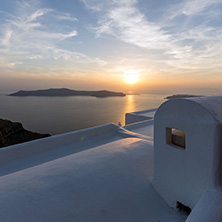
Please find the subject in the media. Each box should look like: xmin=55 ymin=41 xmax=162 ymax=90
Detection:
xmin=0 ymin=0 xmax=221 ymax=93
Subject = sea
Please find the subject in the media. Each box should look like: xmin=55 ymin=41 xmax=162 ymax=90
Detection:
xmin=0 ymin=93 xmax=166 ymax=135
xmin=1 ymin=90 xmax=222 ymax=135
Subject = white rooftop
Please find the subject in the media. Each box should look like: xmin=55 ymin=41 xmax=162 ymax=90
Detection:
xmin=0 ymin=123 xmax=186 ymax=222
xmin=1 ymin=96 xmax=222 ymax=222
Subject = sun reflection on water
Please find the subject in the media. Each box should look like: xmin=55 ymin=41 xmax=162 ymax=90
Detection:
xmin=125 ymin=95 xmax=135 ymax=115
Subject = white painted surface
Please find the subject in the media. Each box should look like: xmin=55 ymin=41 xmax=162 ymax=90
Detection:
xmin=0 ymin=123 xmax=119 ymax=165
xmin=125 ymin=113 xmax=152 ymax=125
xmin=186 ymin=189 xmax=222 ymax=222
xmin=125 ymin=109 xmax=157 ymax=125
xmin=124 ymin=120 xmax=154 ymax=137
xmin=0 ymin=125 xmax=185 ymax=222
xmin=153 ymin=97 xmax=222 ymax=209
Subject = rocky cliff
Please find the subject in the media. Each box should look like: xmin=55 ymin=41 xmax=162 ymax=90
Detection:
xmin=0 ymin=118 xmax=50 ymax=148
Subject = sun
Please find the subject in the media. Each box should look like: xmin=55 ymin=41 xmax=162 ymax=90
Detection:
xmin=125 ymin=74 xmax=138 ymax=84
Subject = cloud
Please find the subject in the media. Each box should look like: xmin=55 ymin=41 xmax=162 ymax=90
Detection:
xmin=0 ymin=0 xmax=106 ymax=72
xmin=83 ymin=0 xmax=222 ymax=72
xmin=167 ymin=0 xmax=221 ymax=18
xmin=59 ymin=30 xmax=78 ymax=39
xmin=85 ymin=0 xmax=171 ymax=49
xmin=55 ymin=14 xmax=78 ymax=22
xmin=1 ymin=29 xmax=13 ymax=46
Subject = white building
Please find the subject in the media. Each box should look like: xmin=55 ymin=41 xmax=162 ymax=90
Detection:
xmin=153 ymin=96 xmax=222 ymax=221
xmin=0 ymin=96 xmax=222 ymax=221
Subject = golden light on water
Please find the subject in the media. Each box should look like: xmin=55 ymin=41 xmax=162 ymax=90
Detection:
xmin=126 ymin=95 xmax=135 ymax=112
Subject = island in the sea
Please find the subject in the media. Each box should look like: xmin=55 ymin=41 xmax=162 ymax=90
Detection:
xmin=8 ymin=88 xmax=126 ymax=97
xmin=165 ymin=94 xmax=204 ymax=100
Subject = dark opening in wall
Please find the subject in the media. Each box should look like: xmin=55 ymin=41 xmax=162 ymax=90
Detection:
xmin=166 ymin=128 xmax=186 ymax=149
xmin=176 ymin=201 xmax=191 ymax=215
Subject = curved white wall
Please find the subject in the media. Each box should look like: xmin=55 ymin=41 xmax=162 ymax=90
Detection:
xmin=153 ymin=97 xmax=222 ymax=209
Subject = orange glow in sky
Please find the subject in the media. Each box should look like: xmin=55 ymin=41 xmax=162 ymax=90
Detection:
xmin=0 ymin=0 xmax=221 ymax=93
xmin=125 ymin=74 xmax=138 ymax=84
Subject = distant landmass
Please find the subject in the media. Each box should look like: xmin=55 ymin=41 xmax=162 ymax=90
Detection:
xmin=165 ymin=94 xmax=204 ymax=99
xmin=8 ymin=88 xmax=126 ymax=97
xmin=0 ymin=118 xmax=50 ymax=148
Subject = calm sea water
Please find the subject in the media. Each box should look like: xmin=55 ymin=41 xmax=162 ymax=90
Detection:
xmin=0 ymin=94 xmax=166 ymax=135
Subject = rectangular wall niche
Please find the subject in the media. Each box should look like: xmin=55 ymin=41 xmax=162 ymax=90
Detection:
xmin=166 ymin=128 xmax=186 ymax=149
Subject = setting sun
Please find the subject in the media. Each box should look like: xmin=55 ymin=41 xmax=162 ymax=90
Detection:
xmin=125 ymin=74 xmax=138 ymax=84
